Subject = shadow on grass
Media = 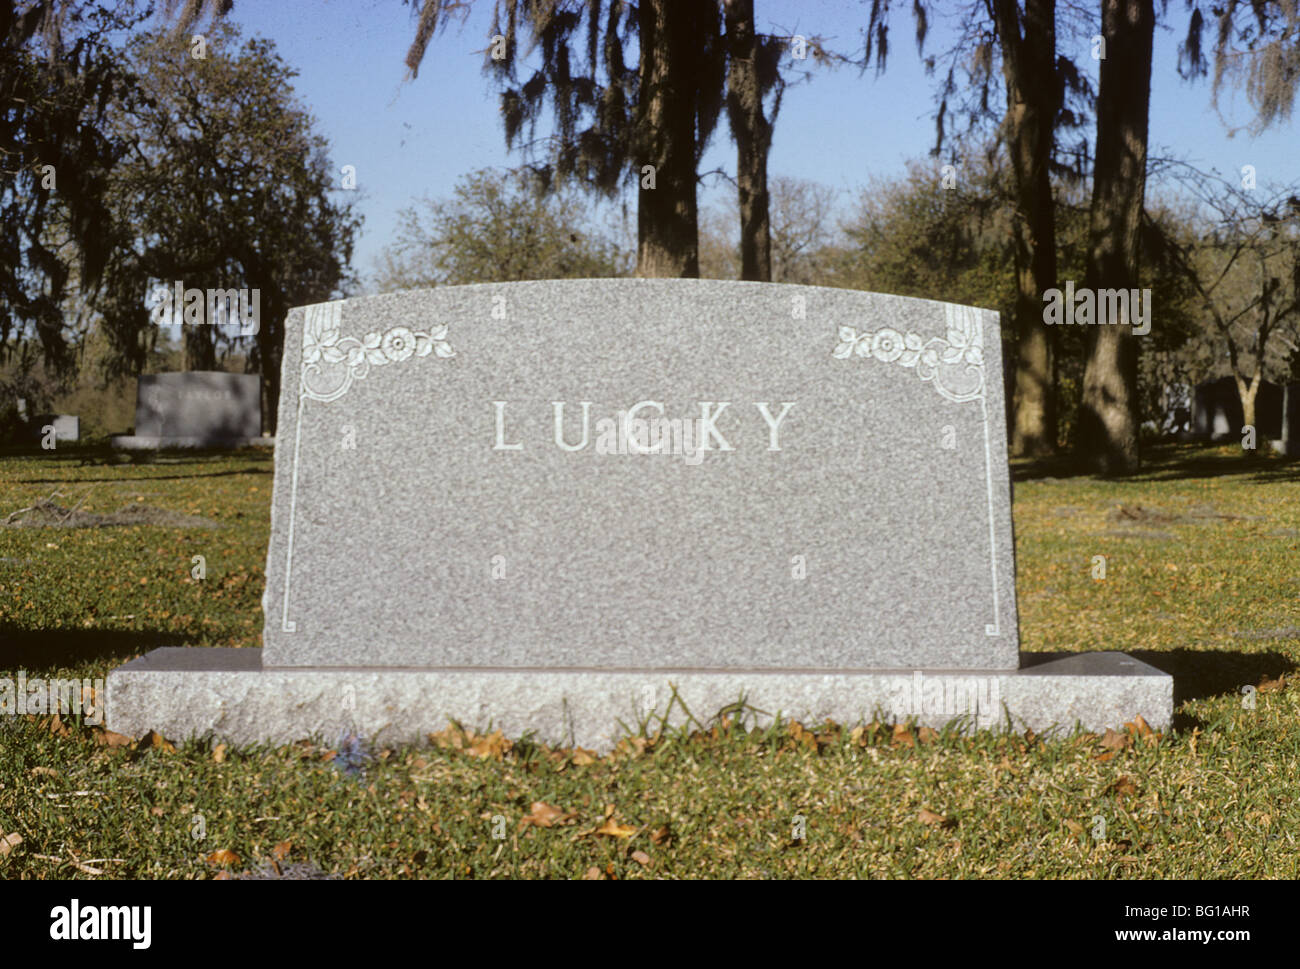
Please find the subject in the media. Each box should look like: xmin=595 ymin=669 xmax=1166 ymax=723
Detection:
xmin=1013 ymin=442 xmax=1298 ymax=484
xmin=0 ymin=626 xmax=191 ymax=671
xmin=12 ymin=467 xmax=272 ymax=485
xmin=3 ymin=444 xmax=274 ymax=485
xmin=1127 ymin=647 xmax=1296 ymax=732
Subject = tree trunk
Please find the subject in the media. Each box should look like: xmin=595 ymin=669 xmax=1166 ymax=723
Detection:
xmin=724 ymin=0 xmax=771 ymax=282
xmin=259 ymin=296 xmax=282 ymax=436
xmin=1236 ymin=372 xmax=1260 ymax=454
xmin=636 ymin=0 xmax=700 ymax=278
xmin=183 ymin=321 xmax=215 ymax=371
xmin=1077 ymin=0 xmax=1153 ymax=475
xmin=994 ymin=0 xmax=1059 ymax=457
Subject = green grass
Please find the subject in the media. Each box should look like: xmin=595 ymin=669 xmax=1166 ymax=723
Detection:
xmin=1 ymin=443 xmax=1297 ymax=879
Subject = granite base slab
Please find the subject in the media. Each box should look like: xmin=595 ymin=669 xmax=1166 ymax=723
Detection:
xmin=105 ymin=648 xmax=1173 ymax=751
xmin=110 ymin=435 xmax=273 ymax=450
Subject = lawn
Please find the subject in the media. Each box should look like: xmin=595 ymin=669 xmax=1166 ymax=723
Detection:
xmin=0 ymin=443 xmax=1297 ymax=879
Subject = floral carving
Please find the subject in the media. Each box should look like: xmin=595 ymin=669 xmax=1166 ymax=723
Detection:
xmin=833 ymin=303 xmax=986 ymax=403
xmin=300 ymin=301 xmax=453 ymax=402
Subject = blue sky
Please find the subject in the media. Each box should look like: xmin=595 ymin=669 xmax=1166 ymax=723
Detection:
xmin=216 ymin=0 xmax=1298 ymax=290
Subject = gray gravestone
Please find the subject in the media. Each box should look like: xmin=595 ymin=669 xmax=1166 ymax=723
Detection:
xmin=107 ymin=281 xmax=1171 ymax=748
xmin=111 ymin=372 xmax=265 ymax=449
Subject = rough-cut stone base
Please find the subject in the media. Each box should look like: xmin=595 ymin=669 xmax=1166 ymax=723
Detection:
xmin=105 ymin=648 xmax=1173 ymax=751
xmin=110 ymin=435 xmax=273 ymax=450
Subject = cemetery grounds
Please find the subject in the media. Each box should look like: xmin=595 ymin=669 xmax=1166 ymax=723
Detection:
xmin=0 ymin=443 xmax=1297 ymax=879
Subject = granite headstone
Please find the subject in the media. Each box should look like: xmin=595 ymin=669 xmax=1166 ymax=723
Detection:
xmin=111 ymin=372 xmax=264 ymax=449
xmin=107 ymin=280 xmax=1171 ymax=748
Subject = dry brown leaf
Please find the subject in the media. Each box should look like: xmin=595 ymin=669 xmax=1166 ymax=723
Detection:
xmin=615 ymin=737 xmax=649 ymax=759
xmin=428 ymin=723 xmax=468 ymax=751
xmin=141 ymin=730 xmax=176 ymax=754
xmin=918 ymin=808 xmax=955 ymax=829
xmin=212 ymin=744 xmax=228 ymax=764
xmin=891 ymin=723 xmax=915 ymax=748
xmin=212 ymin=871 xmax=233 ymax=881
xmin=595 ymin=818 xmax=638 ymax=839
xmin=206 ymin=849 xmax=240 ymax=867
xmin=0 ymin=832 xmax=21 ymax=857
xmin=630 ymin=850 xmax=651 ymax=866
xmin=1109 ymin=775 xmax=1139 ymax=798
xmin=1126 ymin=716 xmax=1154 ymax=740
xmin=571 ymin=748 xmax=598 ymax=766
xmin=1258 ymin=674 xmax=1286 ymax=694
xmin=583 ymin=866 xmax=603 ymax=880
xmin=650 ymin=825 xmax=672 ymax=845
xmin=150 ymin=806 xmax=165 ymax=817
xmin=271 ymin=841 xmax=292 ymax=861
xmin=1099 ymin=728 xmax=1129 ymax=751
xmin=1094 ymin=750 xmax=1118 ymax=763
xmin=917 ymin=726 xmax=940 ymax=745
xmin=520 ymin=802 xmax=577 ymax=829
xmin=95 ymin=729 xmax=133 ymax=748
xmin=466 ymin=730 xmax=512 ymax=760
xmin=1063 ymin=819 xmax=1084 ymax=836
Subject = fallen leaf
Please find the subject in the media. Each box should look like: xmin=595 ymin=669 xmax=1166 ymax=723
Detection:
xmin=583 ymin=866 xmax=603 ymax=880
xmin=1126 ymin=716 xmax=1153 ymax=740
xmin=1258 ymin=675 xmax=1286 ymax=694
xmin=212 ymin=744 xmax=228 ymax=764
xmin=1109 ymin=775 xmax=1139 ymax=798
xmin=520 ymin=802 xmax=577 ymax=829
xmin=96 ymin=730 xmax=133 ymax=748
xmin=272 ymin=841 xmax=292 ymax=861
xmin=571 ymin=748 xmax=598 ymax=766
xmin=150 ymin=806 xmax=165 ymax=817
xmin=1063 ymin=819 xmax=1084 ymax=837
xmin=918 ymin=808 xmax=956 ymax=829
xmin=595 ymin=818 xmax=638 ymax=839
xmin=141 ymin=730 xmax=176 ymax=754
xmin=630 ymin=850 xmax=651 ymax=866
xmin=1099 ymin=728 xmax=1129 ymax=751
xmin=206 ymin=849 xmax=241 ymax=867
xmin=466 ymin=730 xmax=512 ymax=760
xmin=212 ymin=871 xmax=233 ymax=881
xmin=917 ymin=726 xmax=940 ymax=745
xmin=650 ymin=825 xmax=672 ymax=846
xmin=0 ymin=832 xmax=22 ymax=857
xmin=891 ymin=723 xmax=915 ymax=748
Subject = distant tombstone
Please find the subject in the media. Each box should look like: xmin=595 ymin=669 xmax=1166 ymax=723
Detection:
xmin=107 ymin=280 xmax=1172 ymax=750
xmin=111 ymin=372 xmax=265 ymax=449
